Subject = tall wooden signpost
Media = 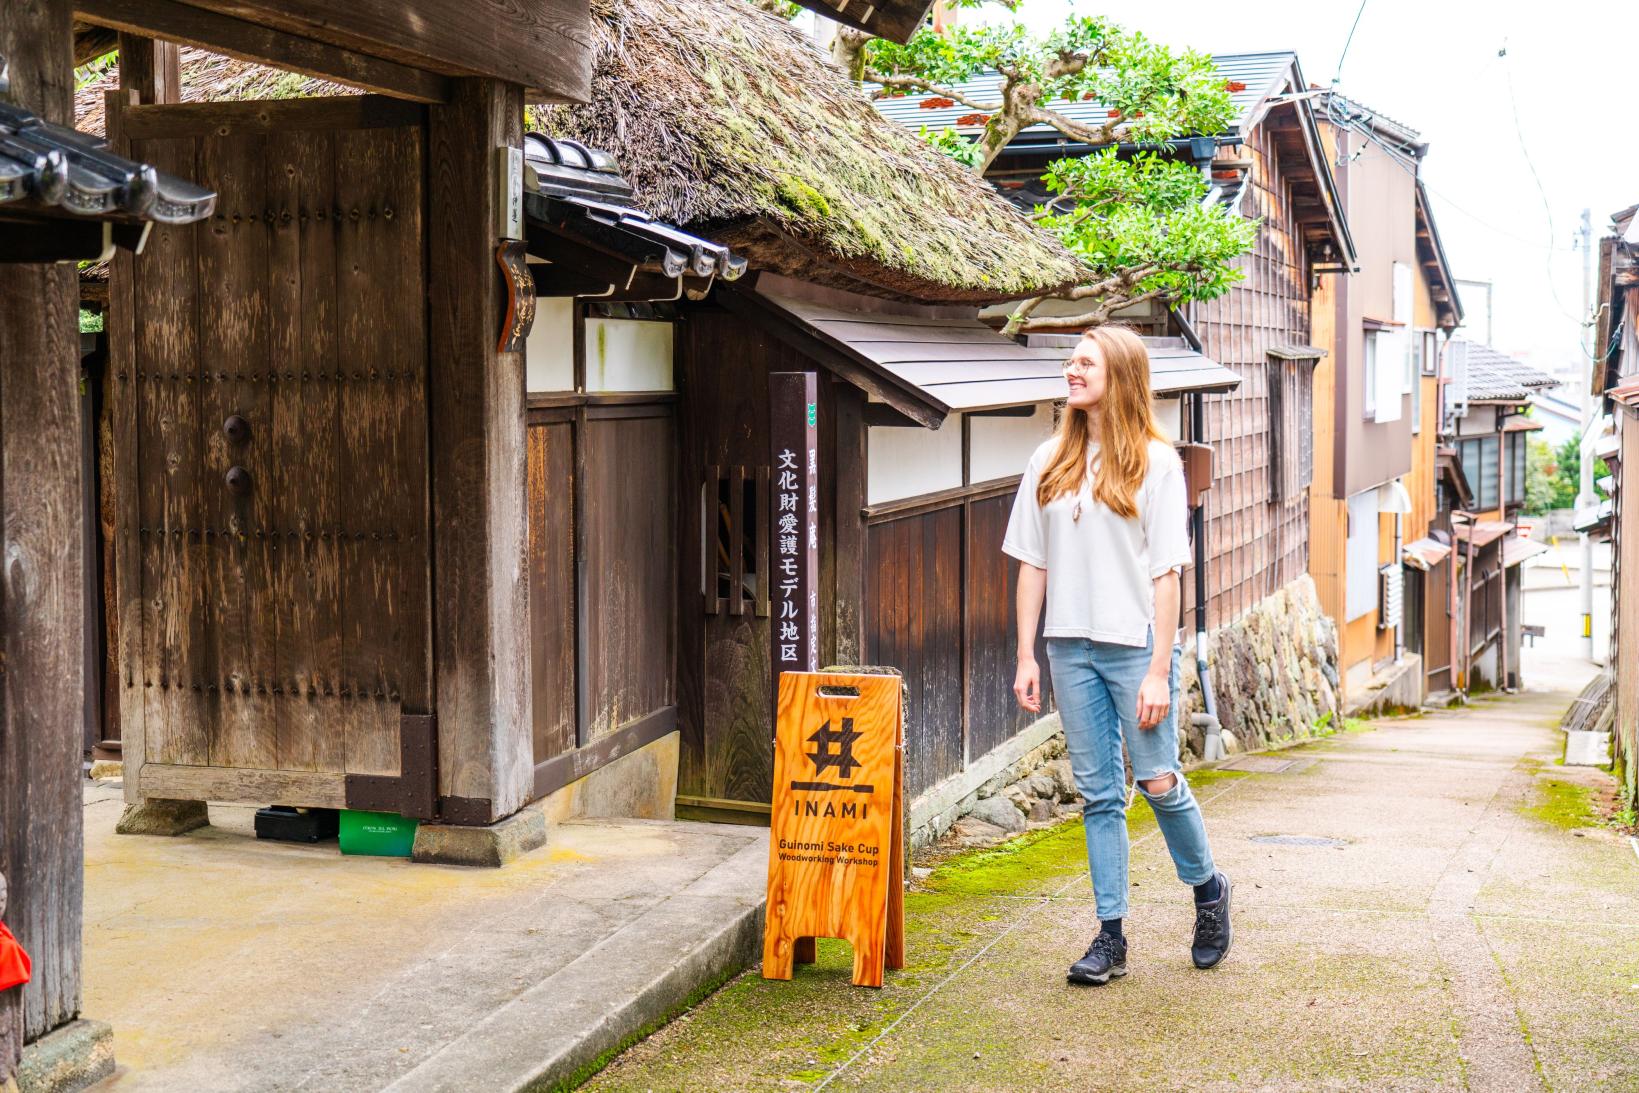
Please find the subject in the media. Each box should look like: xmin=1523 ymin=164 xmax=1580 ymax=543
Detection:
xmin=763 ymin=373 xmax=905 ymax=988
xmin=768 ymin=372 xmax=820 ymax=683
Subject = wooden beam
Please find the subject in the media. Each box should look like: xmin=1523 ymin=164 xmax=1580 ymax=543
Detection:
xmin=154 ymin=0 xmax=589 ymax=102
xmin=427 ymin=78 xmax=533 ymax=823
xmin=72 ymin=21 xmax=117 ymax=64
xmin=76 ymin=0 xmax=452 ymax=103
xmin=122 ymin=94 xmax=423 ymax=139
xmin=0 ymin=0 xmax=87 ymax=1072
xmin=116 ymin=31 xmax=179 ymax=103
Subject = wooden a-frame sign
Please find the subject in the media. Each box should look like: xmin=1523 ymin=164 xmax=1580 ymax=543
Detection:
xmin=763 ymin=671 xmax=905 ymax=988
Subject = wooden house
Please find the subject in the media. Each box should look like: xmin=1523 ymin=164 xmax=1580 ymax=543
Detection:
xmin=1438 ymin=340 xmax=1558 ymax=691
xmin=1308 ymin=96 xmax=1464 ymax=707
xmin=1590 ymin=203 xmax=1639 ymax=806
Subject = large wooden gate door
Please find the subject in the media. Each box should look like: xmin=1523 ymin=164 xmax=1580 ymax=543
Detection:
xmin=109 ymin=96 xmax=432 ymax=815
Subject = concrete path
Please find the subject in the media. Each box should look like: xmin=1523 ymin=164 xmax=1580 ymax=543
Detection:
xmin=588 ymin=661 xmax=1639 ymax=1091
xmin=80 ymin=796 xmax=767 ymax=1092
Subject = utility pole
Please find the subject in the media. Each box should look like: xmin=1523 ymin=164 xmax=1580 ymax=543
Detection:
xmin=1575 ymin=207 xmax=1597 ymax=661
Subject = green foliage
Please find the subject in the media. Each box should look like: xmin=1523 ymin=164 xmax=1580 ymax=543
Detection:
xmin=79 ymin=308 xmax=104 ymax=334
xmin=919 ymin=124 xmax=984 ymax=168
xmin=867 ymin=17 xmax=1237 ymax=154
xmin=1035 ymin=150 xmax=1255 ymax=306
xmin=857 ymin=9 xmax=1249 ymax=324
xmin=1524 ymin=435 xmax=1558 ymax=515
xmin=1549 ymin=432 xmax=1610 ymax=511
xmin=75 ymin=49 xmax=118 ymax=91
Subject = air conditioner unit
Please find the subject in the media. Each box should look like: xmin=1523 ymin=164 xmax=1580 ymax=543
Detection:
xmin=1378 ymin=562 xmax=1404 ymax=631
xmin=1446 ymin=340 xmax=1470 ymax=421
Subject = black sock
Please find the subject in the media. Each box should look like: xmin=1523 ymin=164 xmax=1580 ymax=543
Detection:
xmin=1099 ymin=918 xmax=1123 ymax=939
xmin=1193 ymin=875 xmax=1221 ymax=904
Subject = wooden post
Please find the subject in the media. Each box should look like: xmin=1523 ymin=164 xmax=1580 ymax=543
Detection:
xmin=0 ymin=0 xmax=87 ymax=1077
xmin=116 ymin=32 xmax=180 ymax=103
xmin=427 ymin=78 xmax=532 ymax=822
xmin=831 ymin=382 xmax=867 ymax=667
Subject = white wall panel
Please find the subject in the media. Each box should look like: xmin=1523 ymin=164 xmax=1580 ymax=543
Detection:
xmin=1346 ymin=488 xmax=1381 ymax=621
xmin=868 ymin=414 xmax=964 ymax=504
xmin=968 ymin=403 xmax=1055 ymax=484
xmin=525 ymin=296 xmax=575 ymax=393
xmin=585 ymin=318 xmax=674 ymax=392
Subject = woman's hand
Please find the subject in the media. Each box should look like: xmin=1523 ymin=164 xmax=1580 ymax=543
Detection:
xmin=1014 ymin=657 xmax=1042 ymax=713
xmin=1136 ymin=670 xmax=1170 ymax=730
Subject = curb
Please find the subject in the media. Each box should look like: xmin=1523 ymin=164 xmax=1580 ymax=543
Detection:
xmin=383 ymin=837 xmax=768 ymax=1092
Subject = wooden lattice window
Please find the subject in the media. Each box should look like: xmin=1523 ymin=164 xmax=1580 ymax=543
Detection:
xmin=1268 ymin=354 xmax=1317 ymax=502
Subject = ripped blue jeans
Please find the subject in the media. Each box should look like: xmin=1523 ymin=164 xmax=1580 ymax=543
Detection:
xmin=1047 ymin=634 xmax=1216 ymax=921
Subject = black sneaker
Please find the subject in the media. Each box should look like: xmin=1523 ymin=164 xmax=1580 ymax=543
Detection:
xmin=1191 ymin=871 xmax=1232 ymax=969
xmin=1067 ymin=931 xmax=1128 ymax=985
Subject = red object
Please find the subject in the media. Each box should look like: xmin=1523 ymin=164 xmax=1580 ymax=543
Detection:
xmin=954 ymin=113 xmax=989 ymax=126
xmin=919 ymin=96 xmax=955 ymax=109
xmin=1224 ymin=80 xmax=1248 ymax=92
xmin=0 ymin=922 xmax=30 ymax=992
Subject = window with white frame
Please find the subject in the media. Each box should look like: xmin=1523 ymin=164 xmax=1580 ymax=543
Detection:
xmin=1346 ymin=489 xmax=1380 ymax=621
xmin=1363 ymin=332 xmax=1378 ymax=420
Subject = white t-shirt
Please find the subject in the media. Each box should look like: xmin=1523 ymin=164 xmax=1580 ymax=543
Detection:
xmin=1002 ymin=437 xmax=1193 ymax=648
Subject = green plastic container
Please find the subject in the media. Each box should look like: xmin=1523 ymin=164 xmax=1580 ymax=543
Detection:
xmin=339 ymin=810 xmax=418 ymax=857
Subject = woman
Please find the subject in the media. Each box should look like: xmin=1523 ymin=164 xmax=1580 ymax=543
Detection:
xmin=1003 ymin=324 xmax=1231 ymax=986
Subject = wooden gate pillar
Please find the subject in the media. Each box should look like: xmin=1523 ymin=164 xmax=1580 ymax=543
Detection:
xmin=427 ymin=78 xmax=534 ymax=823
xmin=0 ymin=0 xmax=109 ymax=1082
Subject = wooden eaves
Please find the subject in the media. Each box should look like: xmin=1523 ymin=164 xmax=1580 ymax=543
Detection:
xmin=72 ymin=0 xmax=593 ymax=103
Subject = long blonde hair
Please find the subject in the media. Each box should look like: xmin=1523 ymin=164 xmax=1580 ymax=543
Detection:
xmin=1036 ymin=325 xmax=1165 ymax=520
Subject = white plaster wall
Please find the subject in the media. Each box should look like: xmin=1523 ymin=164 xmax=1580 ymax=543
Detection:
xmin=1152 ymin=395 xmax=1182 ymax=442
xmin=868 ymin=414 xmax=963 ymax=504
xmin=585 ymin=318 xmax=674 ymax=392
xmin=968 ymin=403 xmax=1056 ymax=484
xmin=525 ymin=296 xmax=575 ymax=393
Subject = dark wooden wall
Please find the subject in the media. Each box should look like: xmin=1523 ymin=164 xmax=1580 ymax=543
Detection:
xmin=1191 ymin=122 xmax=1315 ymax=629
xmin=864 ymin=485 xmax=1051 ymax=800
xmin=674 ymin=308 xmax=851 ymax=809
xmin=526 ymin=396 xmax=677 ymax=774
xmin=1 ymin=0 xmax=86 ymax=1072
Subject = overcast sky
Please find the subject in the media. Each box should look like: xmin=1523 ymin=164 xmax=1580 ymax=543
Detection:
xmin=966 ymin=0 xmax=1638 ymax=385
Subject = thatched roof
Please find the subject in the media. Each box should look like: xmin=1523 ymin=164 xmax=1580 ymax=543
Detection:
xmin=74 ymin=48 xmax=358 ymax=136
xmin=535 ymin=0 xmax=1081 ymax=305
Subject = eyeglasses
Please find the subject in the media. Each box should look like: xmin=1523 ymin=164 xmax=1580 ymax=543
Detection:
xmin=1062 ymin=358 xmax=1096 ymax=375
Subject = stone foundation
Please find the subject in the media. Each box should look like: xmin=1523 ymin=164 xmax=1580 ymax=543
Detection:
xmin=1175 ymin=574 xmax=1341 ymax=761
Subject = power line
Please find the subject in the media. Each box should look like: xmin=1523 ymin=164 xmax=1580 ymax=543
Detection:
xmin=1497 ymin=38 xmax=1585 ymax=328
xmin=1332 ymin=0 xmax=1370 ymax=85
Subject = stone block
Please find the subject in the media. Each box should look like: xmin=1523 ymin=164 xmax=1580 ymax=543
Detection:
xmin=412 ymin=805 xmax=548 ymax=867
xmin=1564 ymin=731 xmax=1611 ymax=767
xmin=115 ymin=798 xmax=208 ymax=837
xmin=966 ymin=795 xmax=1026 ymax=833
xmin=15 ymin=1019 xmax=113 ymax=1093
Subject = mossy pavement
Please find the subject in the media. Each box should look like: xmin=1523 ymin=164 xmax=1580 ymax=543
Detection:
xmin=586 ymin=668 xmax=1639 ymax=1092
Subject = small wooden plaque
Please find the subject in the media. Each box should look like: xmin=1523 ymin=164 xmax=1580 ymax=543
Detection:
xmin=763 ymin=671 xmax=905 ymax=988
xmin=495 ymin=240 xmax=535 ymax=354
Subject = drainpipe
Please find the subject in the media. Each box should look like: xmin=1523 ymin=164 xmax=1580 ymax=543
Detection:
xmin=1393 ymin=510 xmax=1404 ymax=663
xmin=1176 ymin=313 xmax=1225 ymax=759
xmin=1189 ymin=391 xmax=1225 ymax=760
xmin=1459 ymin=511 xmax=1477 ymax=695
